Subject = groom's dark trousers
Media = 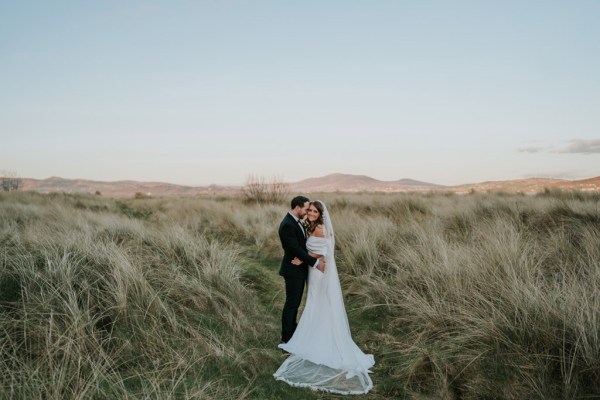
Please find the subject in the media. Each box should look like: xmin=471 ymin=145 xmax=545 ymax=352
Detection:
xmin=278 ymin=213 xmax=318 ymax=343
xmin=281 ymin=277 xmax=305 ymax=342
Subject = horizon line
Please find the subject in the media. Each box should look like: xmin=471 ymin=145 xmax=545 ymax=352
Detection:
xmin=9 ymin=172 xmax=600 ymax=189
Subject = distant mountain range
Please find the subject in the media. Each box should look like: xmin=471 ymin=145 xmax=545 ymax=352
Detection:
xmin=18 ymin=177 xmax=237 ymax=197
xmin=289 ymin=173 xmax=442 ymax=192
xmin=452 ymin=176 xmax=600 ymax=194
xmin=9 ymin=173 xmax=600 ymax=197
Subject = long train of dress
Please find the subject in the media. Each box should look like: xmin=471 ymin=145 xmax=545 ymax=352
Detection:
xmin=274 ymin=234 xmax=374 ymax=394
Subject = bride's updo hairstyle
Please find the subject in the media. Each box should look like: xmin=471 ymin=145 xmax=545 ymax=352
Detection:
xmin=308 ymin=201 xmax=325 ymax=235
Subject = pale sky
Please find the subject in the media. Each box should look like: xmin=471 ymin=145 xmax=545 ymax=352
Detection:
xmin=1 ymin=1 xmax=599 ymax=186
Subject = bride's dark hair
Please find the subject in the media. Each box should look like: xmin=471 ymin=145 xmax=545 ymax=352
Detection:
xmin=308 ymin=201 xmax=325 ymax=235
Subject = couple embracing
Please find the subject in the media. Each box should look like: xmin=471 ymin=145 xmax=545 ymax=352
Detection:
xmin=273 ymin=196 xmax=374 ymax=395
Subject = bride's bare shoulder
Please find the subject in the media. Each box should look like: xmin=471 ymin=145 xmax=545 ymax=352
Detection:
xmin=313 ymin=224 xmax=325 ymax=238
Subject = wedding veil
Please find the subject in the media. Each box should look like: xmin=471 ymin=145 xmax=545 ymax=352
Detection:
xmin=315 ymin=200 xmax=335 ymax=249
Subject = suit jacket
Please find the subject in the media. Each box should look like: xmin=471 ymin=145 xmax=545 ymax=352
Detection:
xmin=278 ymin=213 xmax=318 ymax=278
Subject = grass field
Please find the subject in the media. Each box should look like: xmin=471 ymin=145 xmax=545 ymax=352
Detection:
xmin=1 ymin=190 xmax=599 ymax=399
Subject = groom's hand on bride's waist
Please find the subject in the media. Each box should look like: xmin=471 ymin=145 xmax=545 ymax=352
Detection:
xmin=290 ymin=257 xmax=325 ymax=272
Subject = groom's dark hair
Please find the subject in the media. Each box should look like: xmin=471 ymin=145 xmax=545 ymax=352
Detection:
xmin=291 ymin=196 xmax=309 ymax=210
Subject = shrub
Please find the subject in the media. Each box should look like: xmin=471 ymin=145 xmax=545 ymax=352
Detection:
xmin=242 ymin=174 xmax=289 ymax=204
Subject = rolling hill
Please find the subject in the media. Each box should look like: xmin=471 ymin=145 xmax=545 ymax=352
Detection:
xmin=6 ymin=173 xmax=600 ymax=196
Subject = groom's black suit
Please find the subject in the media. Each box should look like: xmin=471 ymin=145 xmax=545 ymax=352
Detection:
xmin=279 ymin=212 xmax=318 ymax=343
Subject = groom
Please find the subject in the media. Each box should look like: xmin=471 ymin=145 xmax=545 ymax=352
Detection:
xmin=278 ymin=195 xmax=325 ymax=344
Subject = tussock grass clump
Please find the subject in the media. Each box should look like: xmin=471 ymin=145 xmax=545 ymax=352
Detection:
xmin=0 ymin=192 xmax=265 ymax=399
xmin=333 ymin=192 xmax=600 ymax=399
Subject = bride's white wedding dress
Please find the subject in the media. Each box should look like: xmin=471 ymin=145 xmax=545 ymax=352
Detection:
xmin=274 ymin=202 xmax=374 ymax=395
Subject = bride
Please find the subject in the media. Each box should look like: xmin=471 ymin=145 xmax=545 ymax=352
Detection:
xmin=274 ymin=200 xmax=374 ymax=395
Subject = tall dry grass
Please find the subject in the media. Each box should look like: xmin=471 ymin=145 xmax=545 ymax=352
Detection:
xmin=2 ymin=190 xmax=600 ymax=399
xmin=331 ymin=191 xmax=600 ymax=399
xmin=0 ymin=192 xmax=269 ymax=399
